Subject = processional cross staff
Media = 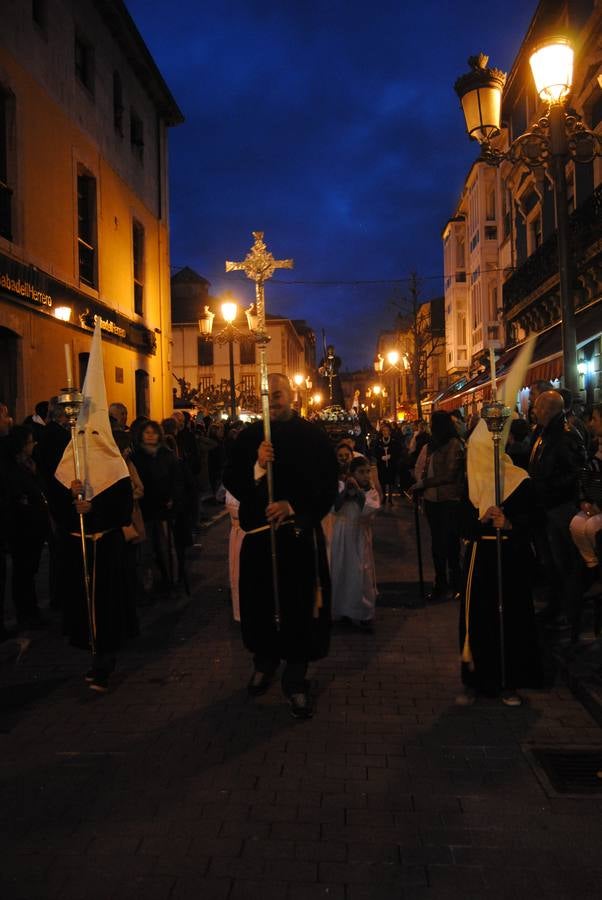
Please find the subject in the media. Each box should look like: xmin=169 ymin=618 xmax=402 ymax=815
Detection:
xmin=226 ymin=231 xmax=294 ymax=627
xmin=481 ymin=348 xmax=511 ymax=690
xmin=57 ymin=347 xmax=96 ymax=662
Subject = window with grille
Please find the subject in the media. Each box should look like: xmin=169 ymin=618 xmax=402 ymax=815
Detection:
xmin=0 ymin=89 xmax=13 ymax=242
xmin=75 ymin=33 xmax=94 ymax=95
xmin=197 ymin=338 xmax=214 ymax=366
xmin=240 ymin=338 xmax=256 ymax=365
xmin=133 ymin=220 xmax=144 ymax=315
xmin=77 ymin=172 xmax=97 ymax=287
xmin=528 ymin=214 xmax=542 ymax=254
xmin=456 ymin=233 xmax=465 ymax=268
xmin=502 ymin=187 xmax=512 ymax=239
xmin=32 ymin=0 xmax=47 ymax=33
xmin=135 ymin=370 xmax=150 ymax=418
xmin=130 ymin=109 xmax=144 ymax=162
xmin=241 ymin=374 xmax=257 ymax=396
xmin=78 ymin=353 xmax=89 ymax=390
xmin=485 ymin=187 xmax=496 ymax=221
xmin=113 ymin=71 xmax=124 ymax=134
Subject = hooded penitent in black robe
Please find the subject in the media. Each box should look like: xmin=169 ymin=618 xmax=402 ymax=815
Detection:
xmin=223 ymin=414 xmax=338 ymax=663
xmin=54 ymin=477 xmax=136 ymax=654
xmin=459 ymin=478 xmax=543 ymax=693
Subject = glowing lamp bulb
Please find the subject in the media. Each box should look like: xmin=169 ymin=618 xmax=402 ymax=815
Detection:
xmin=221 ymin=301 xmax=238 ymax=323
xmin=529 ymin=37 xmax=573 ymax=104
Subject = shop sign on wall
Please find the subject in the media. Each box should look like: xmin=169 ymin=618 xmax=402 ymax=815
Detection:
xmin=0 ymin=252 xmax=156 ymax=355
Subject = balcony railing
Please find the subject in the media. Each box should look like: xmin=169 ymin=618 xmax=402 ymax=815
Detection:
xmin=503 ymin=183 xmax=602 ymax=315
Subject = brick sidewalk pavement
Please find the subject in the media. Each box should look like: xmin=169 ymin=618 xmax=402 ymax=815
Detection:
xmin=2 ymin=501 xmax=602 ymax=900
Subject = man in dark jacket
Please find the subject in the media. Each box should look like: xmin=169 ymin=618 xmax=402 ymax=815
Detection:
xmin=529 ymin=390 xmax=586 ymax=631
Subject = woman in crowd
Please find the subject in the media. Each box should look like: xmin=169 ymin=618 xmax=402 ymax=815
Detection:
xmin=5 ymin=425 xmax=50 ymax=630
xmin=335 ymin=442 xmax=353 ymax=478
xmin=131 ymin=421 xmax=179 ymax=599
xmin=412 ymin=411 xmax=465 ymax=602
xmin=373 ymin=422 xmax=400 ymax=505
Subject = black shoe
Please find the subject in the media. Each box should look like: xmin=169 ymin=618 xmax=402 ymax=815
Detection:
xmin=289 ymin=691 xmax=313 ymax=719
xmin=247 ymin=670 xmax=274 ymax=697
xmin=358 ymin=619 xmax=375 ymax=634
xmin=426 ymin=588 xmax=451 ymax=604
xmin=89 ymin=673 xmax=110 ymax=693
xmin=544 ymin=615 xmax=571 ymax=632
xmin=583 ymin=579 xmax=602 ymax=600
xmin=17 ymin=615 xmax=47 ymax=631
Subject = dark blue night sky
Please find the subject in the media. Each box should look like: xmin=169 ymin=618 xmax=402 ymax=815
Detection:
xmin=125 ymin=0 xmax=536 ymax=369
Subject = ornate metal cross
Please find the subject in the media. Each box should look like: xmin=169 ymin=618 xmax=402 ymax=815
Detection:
xmin=225 ymin=231 xmax=294 ymax=628
xmin=225 ymin=231 xmax=294 ymax=333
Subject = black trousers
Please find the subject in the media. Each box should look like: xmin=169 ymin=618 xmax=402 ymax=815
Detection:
xmin=423 ymin=499 xmax=461 ymax=591
xmin=254 ymin=655 xmax=308 ymax=696
xmin=10 ymin=536 xmax=45 ymax=624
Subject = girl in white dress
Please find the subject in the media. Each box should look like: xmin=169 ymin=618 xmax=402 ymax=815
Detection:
xmin=225 ymin=489 xmax=244 ymax=622
xmin=330 ymin=456 xmax=380 ymax=630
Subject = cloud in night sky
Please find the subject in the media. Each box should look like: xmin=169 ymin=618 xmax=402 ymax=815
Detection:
xmin=125 ymin=0 xmax=536 ymax=369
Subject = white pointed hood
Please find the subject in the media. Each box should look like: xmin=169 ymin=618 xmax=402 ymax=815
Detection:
xmin=467 ymin=337 xmax=535 ymax=519
xmin=55 ymin=322 xmax=129 ymax=498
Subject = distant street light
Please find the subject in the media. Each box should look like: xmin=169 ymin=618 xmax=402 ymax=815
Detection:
xmin=293 ymin=372 xmax=305 ymax=412
xmin=454 ymin=38 xmax=601 ymax=394
xmin=386 ymin=350 xmax=400 ymax=419
xmin=372 ymin=383 xmax=384 ymax=419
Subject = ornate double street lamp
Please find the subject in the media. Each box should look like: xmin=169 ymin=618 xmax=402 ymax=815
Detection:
xmin=198 ymin=292 xmax=247 ymax=420
xmin=455 ymin=38 xmax=601 ymax=394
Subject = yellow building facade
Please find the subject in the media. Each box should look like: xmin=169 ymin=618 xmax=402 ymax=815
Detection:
xmin=0 ymin=0 xmax=182 ymax=422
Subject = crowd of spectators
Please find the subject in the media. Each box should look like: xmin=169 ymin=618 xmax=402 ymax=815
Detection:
xmin=350 ymin=386 xmax=602 ymax=636
xmin=1 ymin=382 xmax=601 ymax=653
xmin=0 ymin=399 xmax=235 ymax=641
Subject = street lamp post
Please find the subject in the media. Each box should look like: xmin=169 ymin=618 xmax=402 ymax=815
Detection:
xmin=386 ymin=350 xmax=400 ymax=421
xmin=372 ymin=383 xmax=384 ymax=420
xmin=293 ymin=372 xmax=305 ymax=414
xmin=454 ymin=39 xmax=601 ymax=395
xmin=198 ymin=292 xmax=250 ymax=421
xmin=221 ymin=300 xmax=238 ymax=420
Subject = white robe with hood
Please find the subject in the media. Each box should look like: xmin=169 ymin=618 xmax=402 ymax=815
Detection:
xmin=330 ymin=485 xmax=380 ymax=621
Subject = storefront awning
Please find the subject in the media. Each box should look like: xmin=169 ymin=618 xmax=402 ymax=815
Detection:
xmin=435 ymin=298 xmax=601 ymax=412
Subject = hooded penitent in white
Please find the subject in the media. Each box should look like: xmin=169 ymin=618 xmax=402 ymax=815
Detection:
xmin=467 ymin=336 xmax=535 ymax=520
xmin=55 ymin=322 xmax=129 ymax=499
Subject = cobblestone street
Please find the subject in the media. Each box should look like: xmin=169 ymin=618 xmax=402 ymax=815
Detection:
xmin=2 ymin=502 xmax=602 ymax=900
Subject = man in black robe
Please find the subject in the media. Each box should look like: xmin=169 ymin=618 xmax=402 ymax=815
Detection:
xmin=223 ymin=374 xmax=338 ymax=718
xmin=54 ymin=475 xmax=136 ymax=692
